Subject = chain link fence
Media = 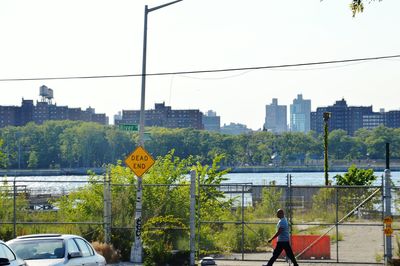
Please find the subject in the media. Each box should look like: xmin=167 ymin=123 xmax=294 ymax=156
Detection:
xmin=199 ymin=177 xmax=398 ymax=265
xmin=0 ymin=175 xmax=398 ymax=264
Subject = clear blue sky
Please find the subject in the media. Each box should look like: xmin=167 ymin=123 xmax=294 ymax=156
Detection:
xmin=1 ymin=0 xmax=399 ymax=129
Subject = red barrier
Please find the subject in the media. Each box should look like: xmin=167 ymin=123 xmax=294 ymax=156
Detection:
xmin=272 ymin=235 xmax=330 ymax=259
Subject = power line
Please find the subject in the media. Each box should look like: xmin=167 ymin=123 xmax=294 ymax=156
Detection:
xmin=0 ymin=54 xmax=399 ymax=82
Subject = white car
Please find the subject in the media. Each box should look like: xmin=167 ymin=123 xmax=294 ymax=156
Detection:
xmin=7 ymin=234 xmax=105 ymax=266
xmin=0 ymin=240 xmax=26 ymax=266
xmin=199 ymin=256 xmax=216 ymax=266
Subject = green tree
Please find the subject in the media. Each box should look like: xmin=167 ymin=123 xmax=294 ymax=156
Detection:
xmin=27 ymin=151 xmax=39 ymax=169
xmin=364 ymin=126 xmax=397 ymax=159
xmin=254 ymin=181 xmax=283 ymax=219
xmin=55 ymin=152 xmax=232 ymax=260
xmin=334 ymin=165 xmax=377 ymax=186
xmin=2 ymin=121 xmax=400 ymax=168
xmin=41 ymin=121 xmax=79 ymax=168
xmin=334 ymin=165 xmax=379 ymax=219
xmin=350 ymin=0 xmax=383 ymax=17
xmin=105 ymin=127 xmax=132 ymax=164
xmin=328 ymin=130 xmax=365 ymax=160
xmin=142 ymin=215 xmax=188 ymax=266
xmin=0 ymin=139 xmax=6 ymax=168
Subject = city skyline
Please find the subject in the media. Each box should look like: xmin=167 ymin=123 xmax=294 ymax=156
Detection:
xmin=1 ymin=0 xmax=399 ymax=130
xmin=3 ymin=88 xmax=400 ymax=132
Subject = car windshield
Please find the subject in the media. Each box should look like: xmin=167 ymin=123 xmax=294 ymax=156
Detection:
xmin=9 ymin=239 xmax=64 ymax=260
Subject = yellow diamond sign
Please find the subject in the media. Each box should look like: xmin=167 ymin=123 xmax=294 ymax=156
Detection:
xmin=125 ymin=146 xmax=155 ymax=177
xmin=384 ymin=227 xmax=393 ymax=236
xmin=384 ymin=216 xmax=393 ymax=225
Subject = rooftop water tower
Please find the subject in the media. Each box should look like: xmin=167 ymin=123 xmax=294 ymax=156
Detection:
xmin=39 ymin=85 xmax=54 ymax=104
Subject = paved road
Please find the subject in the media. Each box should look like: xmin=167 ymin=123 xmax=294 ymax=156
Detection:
xmin=107 ymin=261 xmax=382 ymax=266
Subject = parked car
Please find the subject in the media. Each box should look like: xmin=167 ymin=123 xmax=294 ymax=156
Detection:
xmin=0 ymin=240 xmax=26 ymax=266
xmin=7 ymin=234 xmax=105 ymax=266
xmin=199 ymin=256 xmax=216 ymax=266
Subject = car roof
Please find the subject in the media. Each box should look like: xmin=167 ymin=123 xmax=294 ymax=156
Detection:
xmin=12 ymin=234 xmax=82 ymax=240
xmin=17 ymin=234 xmax=62 ymax=239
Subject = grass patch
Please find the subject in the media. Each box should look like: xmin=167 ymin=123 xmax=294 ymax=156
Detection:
xmin=330 ymin=232 xmax=344 ymax=243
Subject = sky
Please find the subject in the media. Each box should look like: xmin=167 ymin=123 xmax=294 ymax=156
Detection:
xmin=0 ymin=0 xmax=399 ymax=130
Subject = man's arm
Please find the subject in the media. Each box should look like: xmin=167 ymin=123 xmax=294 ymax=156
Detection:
xmin=268 ymin=227 xmax=283 ymax=243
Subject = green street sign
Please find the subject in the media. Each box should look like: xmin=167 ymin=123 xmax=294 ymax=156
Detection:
xmin=144 ymin=132 xmax=152 ymax=141
xmin=118 ymin=124 xmax=139 ymax=131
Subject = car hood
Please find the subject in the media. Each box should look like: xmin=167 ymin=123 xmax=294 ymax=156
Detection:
xmin=25 ymin=258 xmax=65 ymax=266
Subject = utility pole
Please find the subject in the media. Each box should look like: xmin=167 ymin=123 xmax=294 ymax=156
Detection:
xmin=323 ymin=112 xmax=331 ymax=186
xmin=131 ymin=1 xmax=183 ymax=264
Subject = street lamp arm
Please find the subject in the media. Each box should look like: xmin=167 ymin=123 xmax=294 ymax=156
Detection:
xmin=133 ymin=0 xmax=184 ymax=263
xmin=148 ymin=0 xmax=183 ymax=13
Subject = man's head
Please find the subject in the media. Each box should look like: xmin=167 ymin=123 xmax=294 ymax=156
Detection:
xmin=276 ymin=209 xmax=285 ymax=218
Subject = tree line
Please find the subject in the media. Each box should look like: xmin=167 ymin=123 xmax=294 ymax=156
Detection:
xmin=0 ymin=120 xmax=399 ymax=169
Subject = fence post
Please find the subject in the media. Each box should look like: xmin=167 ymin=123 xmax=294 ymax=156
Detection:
xmin=289 ymin=174 xmax=292 ymax=230
xmin=197 ymin=171 xmax=201 ymax=259
xmin=335 ymin=187 xmax=339 ymax=263
xmin=286 ymin=174 xmax=292 ymax=235
xmin=286 ymin=174 xmax=292 ymax=265
xmin=241 ymin=184 xmax=245 ymax=261
xmin=13 ymin=177 xmax=17 ymax=238
xmin=382 ymin=175 xmax=386 ymax=263
xmin=189 ymin=170 xmax=196 ymax=266
xmin=384 ymin=143 xmax=392 ymax=265
xmin=103 ymin=171 xmax=111 ymax=244
xmin=384 ymin=168 xmax=392 ymax=264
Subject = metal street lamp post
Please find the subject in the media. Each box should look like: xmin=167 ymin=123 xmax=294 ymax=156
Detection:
xmin=138 ymin=0 xmax=183 ymax=147
xmin=132 ymin=1 xmax=183 ymax=264
xmin=323 ymin=112 xmax=331 ymax=186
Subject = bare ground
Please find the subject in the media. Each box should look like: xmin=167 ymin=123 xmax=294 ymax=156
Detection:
xmin=109 ymin=221 xmax=398 ymax=265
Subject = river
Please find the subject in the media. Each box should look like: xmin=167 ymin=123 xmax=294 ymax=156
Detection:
xmin=3 ymin=171 xmax=400 ymax=195
xmin=225 ymin=171 xmax=400 ymax=185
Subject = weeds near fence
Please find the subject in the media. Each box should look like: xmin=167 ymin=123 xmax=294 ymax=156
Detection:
xmin=92 ymin=242 xmax=121 ymax=263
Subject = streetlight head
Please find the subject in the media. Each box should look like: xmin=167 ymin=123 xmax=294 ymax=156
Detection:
xmin=323 ymin=112 xmax=331 ymax=122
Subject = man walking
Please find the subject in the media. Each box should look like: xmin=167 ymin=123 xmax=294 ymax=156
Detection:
xmin=263 ymin=209 xmax=299 ymax=266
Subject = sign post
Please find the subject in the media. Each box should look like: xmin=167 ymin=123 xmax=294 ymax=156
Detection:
xmin=384 ymin=216 xmax=393 ymax=236
xmin=125 ymin=146 xmax=155 ymax=264
xmin=384 ymin=143 xmax=392 ymax=264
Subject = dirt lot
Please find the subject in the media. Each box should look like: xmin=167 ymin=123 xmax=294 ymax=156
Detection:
xmin=109 ymin=221 xmax=398 ymax=265
xmin=211 ymin=221 xmax=386 ymax=262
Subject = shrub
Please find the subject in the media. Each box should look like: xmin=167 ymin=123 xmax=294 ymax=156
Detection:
xmin=142 ymin=215 xmax=188 ymax=266
xmin=144 ymin=242 xmax=172 ymax=266
xmin=92 ymin=241 xmax=121 ymax=263
xmin=334 ymin=165 xmax=377 ymax=186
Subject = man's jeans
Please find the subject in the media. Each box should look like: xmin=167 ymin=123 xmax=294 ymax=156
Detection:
xmin=265 ymin=241 xmax=299 ymax=266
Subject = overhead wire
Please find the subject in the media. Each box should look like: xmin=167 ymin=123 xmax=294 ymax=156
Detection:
xmin=0 ymin=54 xmax=399 ymax=82
xmin=180 ymin=61 xmax=369 ymax=80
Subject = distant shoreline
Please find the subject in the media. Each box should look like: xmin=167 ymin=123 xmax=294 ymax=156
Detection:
xmin=0 ymin=165 xmax=398 ymax=176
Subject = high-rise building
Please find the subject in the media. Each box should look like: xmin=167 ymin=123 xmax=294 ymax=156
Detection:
xmin=20 ymin=99 xmax=33 ymax=125
xmin=264 ymin=98 xmax=287 ymax=133
xmin=202 ymin=110 xmax=220 ymax=132
xmin=115 ymin=102 xmax=203 ymax=130
xmin=385 ymin=110 xmax=400 ymax=128
xmin=362 ymin=108 xmax=385 ymax=130
xmin=290 ymin=94 xmax=311 ymax=133
xmin=0 ymin=106 xmax=19 ymax=128
xmin=311 ymin=99 xmax=373 ymax=135
xmin=0 ymin=86 xmax=108 ymax=128
xmin=113 ymin=111 xmax=122 ymax=124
